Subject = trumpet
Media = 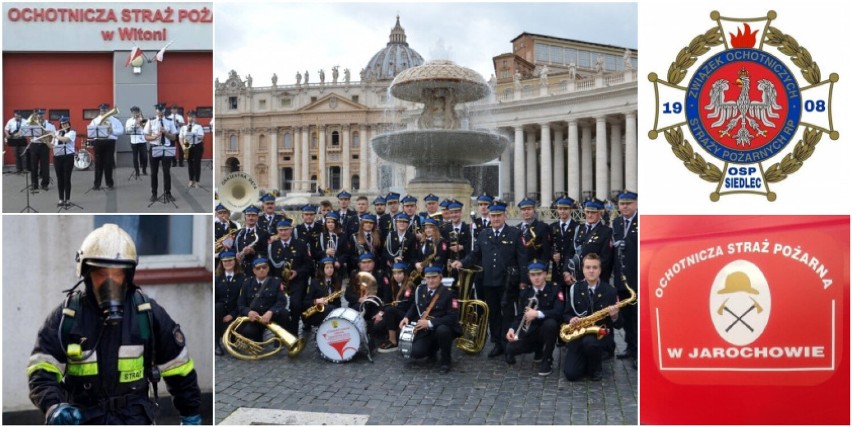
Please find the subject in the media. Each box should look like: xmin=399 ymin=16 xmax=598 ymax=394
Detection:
xmin=515 ymin=294 xmax=539 ymax=340
xmin=302 ymin=289 xmax=344 ymax=318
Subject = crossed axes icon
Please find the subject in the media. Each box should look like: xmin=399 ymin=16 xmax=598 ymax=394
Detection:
xmin=716 ymin=297 xmax=764 ymax=332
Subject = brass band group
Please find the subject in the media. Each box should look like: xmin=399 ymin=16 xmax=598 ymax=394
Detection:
xmin=215 ymin=189 xmax=637 ymax=379
xmin=3 ymin=103 xmax=206 ymax=208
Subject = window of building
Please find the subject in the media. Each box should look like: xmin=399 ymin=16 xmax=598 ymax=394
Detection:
xmin=351 ymin=95 xmax=359 ymax=103
xmin=311 ymin=132 xmax=317 ymax=148
xmin=352 ymin=131 xmax=359 ymax=148
xmin=550 ymin=45 xmax=563 ymax=64
xmin=564 ymin=48 xmax=577 ymax=66
xmin=329 ymin=166 xmax=341 ymax=189
xmin=259 ymin=99 xmax=266 ymax=109
xmin=228 ymin=135 xmax=238 ymax=151
xmin=49 ymin=109 xmax=70 ymax=122
xmin=534 ymin=42 xmax=548 ymax=62
xmin=331 ymin=131 xmax=340 ymax=146
xmin=310 ymin=175 xmax=317 ymax=192
xmin=283 ymin=132 xmax=293 ymax=149
xmin=502 ymin=59 xmax=508 ymax=67
xmin=83 ymin=109 xmax=100 ymax=120
xmin=578 ymin=50 xmax=591 ymax=68
xmin=280 ymin=98 xmax=291 ymax=107
xmin=606 ymin=54 xmax=618 ymax=71
xmin=352 ymin=175 xmax=360 ymax=191
xmin=284 ymin=156 xmax=291 ymax=161
xmin=258 ymin=134 xmax=267 ymax=152
xmin=283 ymin=168 xmax=293 ymax=191
xmin=311 ymin=96 xmax=317 ymax=103
xmin=229 ymin=97 xmax=238 ymax=109
xmin=353 ymin=154 xmax=359 ymax=160
xmin=501 ymin=71 xmax=509 ymax=79
xmin=196 ymin=107 xmax=213 ymax=118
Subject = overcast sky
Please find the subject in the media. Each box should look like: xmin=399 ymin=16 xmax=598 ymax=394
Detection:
xmin=215 ymin=2 xmax=637 ymax=86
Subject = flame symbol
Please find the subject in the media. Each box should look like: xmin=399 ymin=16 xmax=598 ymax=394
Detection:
xmin=730 ymin=23 xmax=758 ymax=48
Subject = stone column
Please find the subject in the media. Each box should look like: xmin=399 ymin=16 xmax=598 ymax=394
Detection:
xmin=552 ymin=125 xmax=565 ymax=196
xmin=581 ymin=123 xmax=592 ymax=197
xmin=526 ymin=128 xmax=537 ymax=196
xmin=625 ymin=111 xmax=637 ymax=192
xmin=318 ymin=125 xmax=326 ymax=190
xmin=609 ymin=121 xmax=623 ymax=194
xmin=301 ymin=126 xmax=310 ymax=191
xmin=595 ymin=117 xmax=608 ymax=200
xmin=368 ymin=126 xmax=379 ymax=192
xmin=568 ymin=121 xmax=580 ymax=200
xmin=269 ymin=129 xmax=280 ymax=190
xmin=293 ymin=128 xmax=302 ymax=191
xmin=342 ymin=125 xmax=351 ymax=190
xmin=243 ymin=130 xmax=253 ymax=180
xmin=500 ymin=129 xmax=512 ymax=200
xmin=539 ymin=123 xmax=552 ymax=206
xmin=360 ymin=124 xmax=368 ymax=192
xmin=513 ymin=126 xmax=525 ymax=204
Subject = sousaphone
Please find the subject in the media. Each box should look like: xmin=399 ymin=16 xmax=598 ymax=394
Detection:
xmin=219 ymin=171 xmax=260 ymax=213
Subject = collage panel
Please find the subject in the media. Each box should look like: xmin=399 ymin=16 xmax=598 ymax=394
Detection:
xmin=213 ymin=3 xmax=638 ymax=425
xmin=2 ymin=215 xmax=214 ymax=424
xmin=2 ymin=2 xmax=214 ymax=213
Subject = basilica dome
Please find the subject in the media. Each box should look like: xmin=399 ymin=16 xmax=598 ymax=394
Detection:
xmin=363 ymin=16 xmax=424 ymax=81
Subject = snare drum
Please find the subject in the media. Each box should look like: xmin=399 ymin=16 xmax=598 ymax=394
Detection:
xmin=398 ymin=324 xmax=417 ymax=359
xmin=316 ymin=307 xmax=367 ymax=363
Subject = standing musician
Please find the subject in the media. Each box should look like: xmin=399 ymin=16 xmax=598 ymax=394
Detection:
xmin=383 ymin=192 xmax=402 ymax=233
xmin=451 ymin=201 xmax=528 ymax=362
xmin=180 ymin=111 xmax=205 ymax=188
xmin=469 ymin=193 xmax=494 ymax=304
xmin=234 ymin=206 xmax=269 ymax=277
xmin=549 ymin=197 xmax=579 ymax=290
xmin=382 ymin=213 xmax=417 ymax=272
xmin=399 ymin=266 xmax=461 ymax=373
xmin=348 ymin=214 xmax=382 ymax=276
xmin=373 ymin=196 xmax=387 ymax=220
xmin=438 ymin=200 xmax=451 ymax=224
xmin=143 ymin=104 xmax=177 ymax=202
xmin=215 ymin=203 xmax=239 ymax=251
xmin=29 ymin=109 xmax=54 ymax=192
xmin=257 ymin=194 xmax=286 ymax=236
xmin=168 ymin=104 xmax=185 ymax=167
xmin=302 ymin=257 xmax=343 ymax=337
xmin=505 ymin=261 xmax=564 ymax=376
xmin=125 ymin=106 xmax=148 ymax=177
xmin=51 ymin=116 xmax=77 ymax=207
xmin=4 ymin=110 xmax=28 ymax=173
xmin=215 ymin=251 xmax=245 ymax=356
xmin=419 ymin=193 xmax=441 ymax=224
xmin=354 ymin=195 xmax=370 ymax=219
xmin=562 ymin=253 xmax=621 ymax=381
xmin=267 ymin=219 xmax=313 ymax=336
xmin=401 ymin=195 xmax=423 ymax=239
xmin=563 ymin=199 xmax=613 ymax=285
xmin=236 ymin=258 xmax=291 ymax=344
xmin=315 ymin=212 xmax=345 ymax=271
xmin=376 ymin=262 xmax=416 ymax=353
xmin=294 ymin=205 xmax=323 ymax=250
xmin=336 ymin=191 xmax=358 ymax=237
xmin=414 ymin=218 xmax=447 ymax=275
xmin=612 ymin=191 xmax=638 ymax=366
xmin=517 ymin=198 xmax=553 ymax=274
xmin=317 ymin=200 xmax=333 ymax=225
xmin=87 ymin=103 xmax=124 ymax=191
xmin=440 ymin=200 xmax=471 ymax=264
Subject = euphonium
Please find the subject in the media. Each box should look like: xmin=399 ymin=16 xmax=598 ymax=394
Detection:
xmin=94 ymin=107 xmax=120 ymax=134
xmin=455 ymin=265 xmax=489 ymax=354
xmin=559 ymin=283 xmax=636 ymax=343
xmin=302 ymin=289 xmax=344 ymax=318
xmin=222 ymin=316 xmax=305 ymax=360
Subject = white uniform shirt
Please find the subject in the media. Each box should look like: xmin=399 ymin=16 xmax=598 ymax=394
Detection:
xmin=87 ymin=116 xmax=124 ymax=140
xmin=125 ymin=117 xmax=148 ymax=144
xmin=179 ymin=123 xmax=205 ymax=145
xmin=5 ymin=117 xmax=25 ymax=137
xmin=144 ymin=116 xmax=178 ymax=158
xmin=52 ymin=129 xmax=77 ymax=156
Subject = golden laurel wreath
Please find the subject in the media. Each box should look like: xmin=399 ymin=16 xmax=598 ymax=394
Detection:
xmin=655 ymin=16 xmax=838 ymax=187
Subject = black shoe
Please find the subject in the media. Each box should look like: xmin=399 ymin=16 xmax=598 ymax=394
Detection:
xmin=504 ymin=352 xmax=516 ymax=365
xmin=57 ymin=200 xmax=64 ymax=207
xmin=91 ymin=186 xmax=101 ymax=191
xmin=149 ymin=194 xmax=157 ymax=202
xmin=533 ymin=348 xmax=544 ymax=363
xmin=42 ymin=185 xmax=49 ymax=191
xmin=440 ymin=364 xmax=450 ymax=374
xmin=142 ymin=171 xmax=148 ymax=176
xmin=589 ymin=370 xmax=603 ymax=381
xmin=487 ymin=345 xmax=504 ymax=358
xmin=215 ymin=344 xmax=224 ymax=356
xmin=617 ymin=350 xmax=633 ymax=360
xmin=538 ymin=359 xmax=553 ymax=376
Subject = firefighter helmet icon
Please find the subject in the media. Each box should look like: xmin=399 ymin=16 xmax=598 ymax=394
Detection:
xmin=709 ymin=260 xmax=772 ymax=345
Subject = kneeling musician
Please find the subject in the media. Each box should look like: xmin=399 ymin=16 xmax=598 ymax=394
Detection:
xmin=399 ymin=266 xmax=461 ymax=373
xmin=375 ymin=262 xmax=416 ymax=353
xmin=505 ymin=261 xmax=564 ymax=376
xmin=301 ymin=257 xmax=344 ymax=337
xmin=235 ymin=258 xmax=291 ymax=345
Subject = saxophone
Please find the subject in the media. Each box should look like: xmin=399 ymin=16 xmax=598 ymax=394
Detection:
xmin=302 ymin=288 xmax=344 ymax=318
xmin=523 ymin=225 xmax=539 ymax=250
xmin=181 ymin=120 xmax=193 ymax=161
xmin=408 ymin=241 xmax=438 ymax=284
xmin=559 ymin=283 xmax=636 ymax=343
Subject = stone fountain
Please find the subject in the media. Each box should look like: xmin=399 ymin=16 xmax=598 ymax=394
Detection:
xmin=371 ymin=59 xmax=508 ymax=203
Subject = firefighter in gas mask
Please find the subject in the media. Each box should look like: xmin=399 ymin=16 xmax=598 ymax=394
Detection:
xmin=26 ymin=224 xmax=203 ymax=425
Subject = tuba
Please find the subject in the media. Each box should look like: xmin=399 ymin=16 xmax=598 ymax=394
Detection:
xmin=219 ymin=172 xmax=260 ymax=213
xmin=94 ymin=107 xmax=120 ymax=134
xmin=559 ymin=283 xmax=636 ymax=343
xmin=455 ymin=265 xmax=489 ymax=354
xmin=222 ymin=317 xmax=305 ymax=360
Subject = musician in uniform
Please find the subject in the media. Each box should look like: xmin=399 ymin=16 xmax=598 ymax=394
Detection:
xmin=562 ymin=253 xmax=621 ymax=381
xmin=27 ymin=224 xmax=201 ymax=425
xmin=294 ymin=205 xmax=323 ymax=250
xmin=235 ymin=205 xmax=269 ymax=277
xmin=143 ymin=104 xmax=177 ymax=202
xmin=180 ymin=111 xmax=205 ymax=188
xmin=469 ymin=193 xmax=494 ymax=302
xmin=336 ymin=191 xmax=358 ymax=238
xmin=257 ymin=194 xmax=285 ymax=236
xmin=236 ymin=258 xmax=291 ymax=344
xmin=354 ymin=195 xmax=370 ymax=218
xmin=30 ymin=109 xmax=54 ymax=192
xmin=215 ymin=203 xmax=239 ymax=251
xmin=317 ymin=200 xmax=333 ymax=224
xmin=414 ymin=218 xmax=447 ymax=275
xmin=125 ymin=106 xmax=148 ymax=177
xmin=215 ymin=251 xmax=245 ymax=356
xmin=399 ymin=266 xmax=461 ymax=373
xmin=419 ymin=193 xmax=440 ymax=223
xmin=168 ymin=104 xmax=185 ymax=167
xmin=348 ymin=213 xmax=382 ymax=277
xmin=345 ymin=253 xmax=389 ymax=352
xmin=563 ymin=199 xmax=613 ymax=285
xmin=438 ymin=200 xmax=451 ymax=224
xmin=401 ymin=195 xmax=423 ymax=238
xmin=4 ymin=110 xmax=28 ymax=173
xmin=384 ymin=192 xmax=402 ymax=232
xmin=382 ymin=213 xmax=417 ymax=272
xmin=549 ymin=197 xmax=579 ymax=290
xmin=612 ymin=191 xmax=638 ymax=366
xmin=440 ymin=200 xmax=471 ymax=270
xmin=87 ymin=103 xmax=124 ymax=191
xmin=376 ymin=262 xmax=416 ymax=353
xmin=301 ymin=257 xmax=343 ymax=337
xmin=315 ymin=212 xmax=345 ymax=271
xmin=267 ymin=219 xmax=313 ymax=336
xmin=451 ymin=201 xmax=528 ymax=362
xmin=517 ymin=198 xmax=552 ymax=273
xmin=373 ymin=195 xmax=387 ymax=216
xmin=51 ymin=116 xmax=77 ymax=208
xmin=506 ymin=261 xmax=564 ymax=376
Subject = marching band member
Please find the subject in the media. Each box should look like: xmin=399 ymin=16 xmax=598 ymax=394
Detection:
xmin=315 ymin=212 xmax=345 ymax=271
xmin=168 ymin=104 xmax=185 ymax=167
xmin=235 ymin=205 xmax=269 ymax=276
xmin=143 ymin=104 xmax=177 ymax=202
xmin=399 ymin=266 xmax=461 ymax=373
xmin=301 ymin=257 xmax=343 ymax=337
xmin=215 ymin=251 xmax=245 ymax=356
xmin=419 ymin=193 xmax=440 ymax=223
xmin=612 ymin=191 xmax=638 ymax=366
xmin=294 ymin=205 xmax=323 ymax=250
xmin=376 ymin=262 xmax=416 ymax=353
xmin=382 ymin=213 xmax=417 ymax=271
xmin=549 ymin=197 xmax=579 ymax=290
xmin=51 ymin=116 xmax=76 ymax=207
xmin=401 ymin=195 xmax=423 ymax=239
xmin=180 ymin=111 xmax=205 ymax=188
xmin=125 ymin=106 xmax=148 ymax=176
xmin=236 ymin=258 xmax=291 ymax=344
xmin=87 ymin=103 xmax=123 ymax=191
xmin=505 ymin=261 xmax=564 ymax=376
xmin=373 ymin=195 xmax=387 ymax=217
xmin=30 ymin=109 xmax=53 ymax=192
xmin=336 ymin=191 xmax=358 ymax=237
xmin=4 ymin=110 xmax=27 ymax=173
xmin=345 ymin=253 xmax=389 ymax=352
xmin=517 ymin=198 xmax=552 ymax=273
xmin=414 ymin=218 xmax=447 ymax=275
xmin=348 ymin=213 xmax=381 ymax=276
xmin=215 ymin=203 xmax=239 ymax=250
xmin=562 ymin=253 xmax=621 ymax=381
xmin=267 ymin=219 xmax=313 ymax=336
xmin=440 ymin=200 xmax=471 ymax=266
xmin=383 ymin=192 xmax=402 ymax=233
xmin=257 ymin=194 xmax=286 ymax=235
xmin=317 ymin=200 xmax=333 ymax=225
xmin=563 ymin=199 xmax=613 ymax=285
xmin=354 ymin=195 xmax=370 ymax=218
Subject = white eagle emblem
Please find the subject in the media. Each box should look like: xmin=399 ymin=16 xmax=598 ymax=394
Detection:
xmin=704 ymin=68 xmax=782 ymax=146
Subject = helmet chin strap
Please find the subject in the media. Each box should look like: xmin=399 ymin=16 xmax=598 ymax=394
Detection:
xmin=62 ymin=278 xmax=86 ymax=295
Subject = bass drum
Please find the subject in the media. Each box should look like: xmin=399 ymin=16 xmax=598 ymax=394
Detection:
xmin=74 ymin=150 xmax=92 ymax=170
xmin=316 ymin=307 xmax=366 ymax=363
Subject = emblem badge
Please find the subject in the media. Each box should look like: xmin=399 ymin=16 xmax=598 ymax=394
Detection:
xmin=648 ymin=10 xmax=839 ymax=201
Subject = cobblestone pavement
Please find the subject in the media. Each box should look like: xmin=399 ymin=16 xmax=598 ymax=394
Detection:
xmin=215 ymin=328 xmax=637 ymax=424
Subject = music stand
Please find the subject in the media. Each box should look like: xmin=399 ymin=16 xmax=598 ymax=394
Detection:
xmin=18 ymin=124 xmax=44 ymax=194
xmin=186 ymin=134 xmax=210 ymax=192
xmin=85 ymin=125 xmax=110 ymax=192
xmin=5 ymin=132 xmax=28 ymax=175
xmin=148 ymin=192 xmax=179 ymax=208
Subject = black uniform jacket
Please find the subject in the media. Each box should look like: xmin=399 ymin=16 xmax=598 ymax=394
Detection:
xmin=302 ymin=277 xmax=343 ymax=314
xmin=238 ymin=276 xmax=289 ymax=318
xmin=611 ymin=214 xmax=638 ymax=294
xmin=510 ymin=282 xmax=565 ymax=335
xmin=215 ymin=272 xmax=245 ymax=319
xmin=403 ymin=284 xmax=461 ymax=335
xmin=267 ymin=237 xmax=313 ymax=288
xmin=563 ymin=280 xmax=623 ymax=330
xmin=564 ymin=222 xmax=613 ymax=281
xmin=520 ymin=219 xmax=552 ymax=265
xmin=234 ymin=226 xmax=270 ymax=274
xmin=460 ymin=225 xmax=529 ymax=288
xmin=439 ymin=221 xmax=471 ymax=262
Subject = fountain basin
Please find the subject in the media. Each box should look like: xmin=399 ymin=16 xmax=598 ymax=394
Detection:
xmin=390 ymin=60 xmax=489 ymax=103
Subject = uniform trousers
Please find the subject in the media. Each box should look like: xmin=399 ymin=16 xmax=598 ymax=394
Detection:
xmin=93 ymin=139 xmax=115 ymax=188
xmin=30 ymin=142 xmax=50 ymax=188
xmin=187 ymin=143 xmax=203 ymax=182
xmin=131 ymin=143 xmax=148 ymax=174
xmin=506 ymin=318 xmax=559 ymax=360
xmin=53 ymin=154 xmax=74 ymax=200
xmin=150 ymin=155 xmax=172 ymax=195
xmin=410 ymin=324 xmax=454 ymax=366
